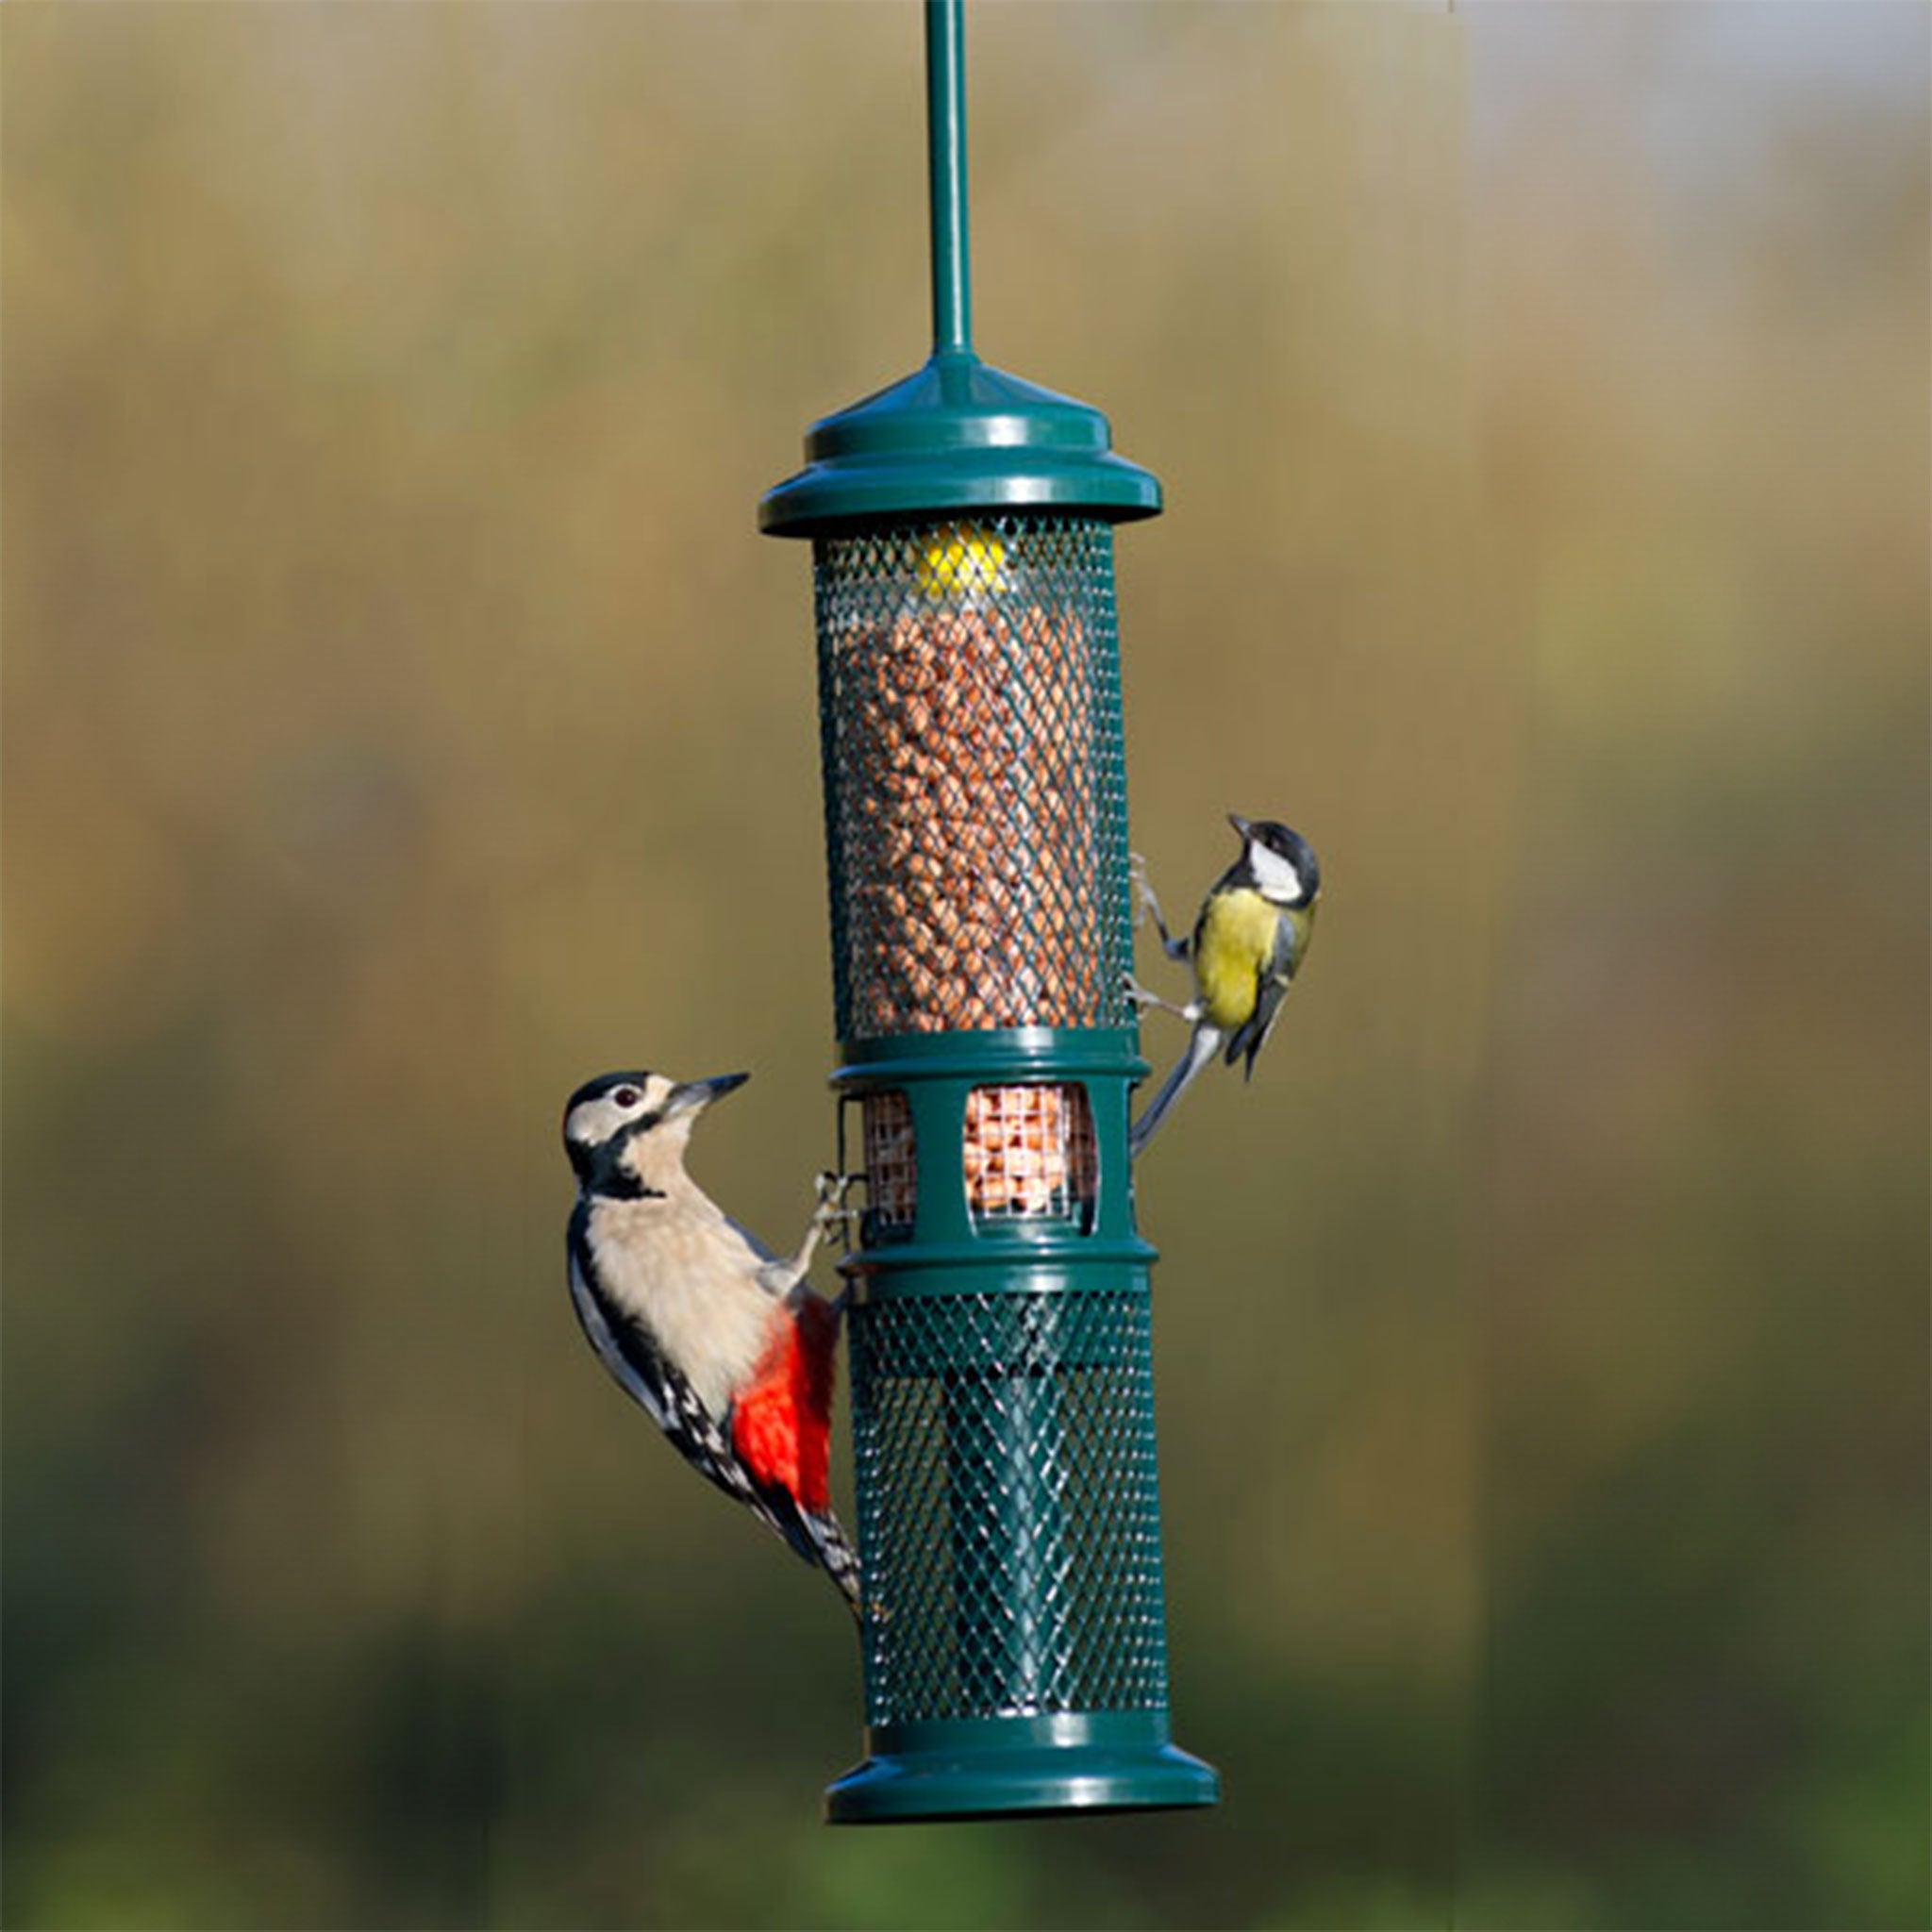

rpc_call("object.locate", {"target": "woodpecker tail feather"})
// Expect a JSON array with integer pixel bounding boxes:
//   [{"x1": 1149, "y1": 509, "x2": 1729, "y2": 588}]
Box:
[
  {"x1": 807, "y1": 1508, "x2": 863, "y2": 1616},
  {"x1": 743, "y1": 1482, "x2": 861, "y2": 1614},
  {"x1": 1129, "y1": 1024, "x2": 1223, "y2": 1159}
]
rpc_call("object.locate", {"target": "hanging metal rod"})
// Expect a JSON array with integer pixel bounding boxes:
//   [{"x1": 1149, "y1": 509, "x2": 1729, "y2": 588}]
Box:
[{"x1": 925, "y1": 0, "x2": 973, "y2": 358}]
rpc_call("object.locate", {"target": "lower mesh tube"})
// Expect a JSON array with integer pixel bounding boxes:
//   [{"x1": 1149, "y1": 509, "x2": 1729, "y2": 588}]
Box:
[
  {"x1": 850, "y1": 1289, "x2": 1169, "y2": 1724},
  {"x1": 947, "y1": 1355, "x2": 1067, "y2": 1715}
]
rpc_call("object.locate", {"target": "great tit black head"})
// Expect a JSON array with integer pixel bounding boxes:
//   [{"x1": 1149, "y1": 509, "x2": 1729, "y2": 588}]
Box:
[{"x1": 1228, "y1": 813, "x2": 1320, "y2": 907}]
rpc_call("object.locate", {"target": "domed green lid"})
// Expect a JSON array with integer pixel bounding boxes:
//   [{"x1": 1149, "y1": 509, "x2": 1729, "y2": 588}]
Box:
[
  {"x1": 760, "y1": 0, "x2": 1158, "y2": 538},
  {"x1": 760, "y1": 349, "x2": 1161, "y2": 535}
]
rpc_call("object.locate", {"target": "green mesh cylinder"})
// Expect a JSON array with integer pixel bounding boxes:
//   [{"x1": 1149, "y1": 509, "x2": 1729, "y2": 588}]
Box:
[
  {"x1": 813, "y1": 517, "x2": 1131, "y2": 1041},
  {"x1": 849, "y1": 1276, "x2": 1166, "y2": 1720},
  {"x1": 797, "y1": 512, "x2": 1218, "y2": 1822}
]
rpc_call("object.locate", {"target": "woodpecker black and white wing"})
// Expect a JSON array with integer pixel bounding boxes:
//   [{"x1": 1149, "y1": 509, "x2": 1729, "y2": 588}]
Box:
[{"x1": 568, "y1": 1231, "x2": 764, "y2": 1516}]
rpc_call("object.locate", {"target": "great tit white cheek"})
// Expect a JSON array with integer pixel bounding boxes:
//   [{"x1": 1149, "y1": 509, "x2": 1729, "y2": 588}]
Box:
[{"x1": 1248, "y1": 841, "x2": 1307, "y2": 903}]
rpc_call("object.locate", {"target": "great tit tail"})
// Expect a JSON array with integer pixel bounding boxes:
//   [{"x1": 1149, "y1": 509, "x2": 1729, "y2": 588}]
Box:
[{"x1": 1129, "y1": 1024, "x2": 1223, "y2": 1159}]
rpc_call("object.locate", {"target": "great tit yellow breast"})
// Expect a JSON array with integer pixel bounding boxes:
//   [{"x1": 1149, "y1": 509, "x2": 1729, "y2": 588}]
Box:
[{"x1": 1194, "y1": 888, "x2": 1284, "y2": 1031}]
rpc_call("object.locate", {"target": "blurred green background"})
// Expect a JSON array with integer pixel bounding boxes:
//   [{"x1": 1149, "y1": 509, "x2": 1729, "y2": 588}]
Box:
[{"x1": 5, "y1": 4, "x2": 1925, "y2": 1928}]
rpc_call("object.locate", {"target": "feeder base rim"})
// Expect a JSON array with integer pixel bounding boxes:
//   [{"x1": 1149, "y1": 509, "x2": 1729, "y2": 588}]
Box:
[{"x1": 823, "y1": 1712, "x2": 1219, "y2": 1824}]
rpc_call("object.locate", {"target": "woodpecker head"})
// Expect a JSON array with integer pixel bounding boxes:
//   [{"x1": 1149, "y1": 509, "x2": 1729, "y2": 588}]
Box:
[
  {"x1": 562, "y1": 1069, "x2": 749, "y2": 1198},
  {"x1": 1228, "y1": 813, "x2": 1321, "y2": 908}
]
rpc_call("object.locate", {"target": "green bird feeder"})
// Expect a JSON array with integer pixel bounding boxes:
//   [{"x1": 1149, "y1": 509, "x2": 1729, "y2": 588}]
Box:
[{"x1": 762, "y1": 0, "x2": 1219, "y2": 1825}]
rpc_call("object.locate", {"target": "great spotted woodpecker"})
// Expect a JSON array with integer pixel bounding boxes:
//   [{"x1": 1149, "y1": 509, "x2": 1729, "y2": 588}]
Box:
[{"x1": 562, "y1": 1069, "x2": 859, "y2": 1612}]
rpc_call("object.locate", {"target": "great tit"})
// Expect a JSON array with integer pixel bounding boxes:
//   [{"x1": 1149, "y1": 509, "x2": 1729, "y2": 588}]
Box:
[{"x1": 1126, "y1": 815, "x2": 1321, "y2": 1158}]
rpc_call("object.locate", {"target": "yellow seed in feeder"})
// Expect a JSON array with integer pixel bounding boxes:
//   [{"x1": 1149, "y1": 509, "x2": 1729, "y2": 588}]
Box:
[{"x1": 916, "y1": 525, "x2": 1008, "y2": 602}]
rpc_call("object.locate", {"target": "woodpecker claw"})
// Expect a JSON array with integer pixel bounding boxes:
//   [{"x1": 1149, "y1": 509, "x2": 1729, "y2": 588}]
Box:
[
  {"x1": 812, "y1": 1169, "x2": 861, "y2": 1243},
  {"x1": 815, "y1": 1168, "x2": 857, "y2": 1209}
]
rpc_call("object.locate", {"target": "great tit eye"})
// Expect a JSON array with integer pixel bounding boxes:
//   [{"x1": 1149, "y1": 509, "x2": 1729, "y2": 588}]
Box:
[{"x1": 613, "y1": 1086, "x2": 642, "y2": 1108}]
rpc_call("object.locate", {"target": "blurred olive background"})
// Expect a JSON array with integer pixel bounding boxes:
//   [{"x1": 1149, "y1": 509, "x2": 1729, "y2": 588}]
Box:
[{"x1": 5, "y1": 5, "x2": 1925, "y2": 1929}]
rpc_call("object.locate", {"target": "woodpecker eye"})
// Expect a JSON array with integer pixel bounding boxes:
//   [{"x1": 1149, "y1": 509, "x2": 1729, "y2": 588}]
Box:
[{"x1": 613, "y1": 1086, "x2": 642, "y2": 1108}]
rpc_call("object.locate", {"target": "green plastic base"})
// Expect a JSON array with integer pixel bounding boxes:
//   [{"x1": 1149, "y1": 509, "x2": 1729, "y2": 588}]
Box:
[{"x1": 824, "y1": 1712, "x2": 1220, "y2": 1824}]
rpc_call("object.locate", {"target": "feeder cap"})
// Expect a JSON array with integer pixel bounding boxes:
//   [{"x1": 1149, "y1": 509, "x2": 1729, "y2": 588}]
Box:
[{"x1": 759, "y1": 350, "x2": 1161, "y2": 536}]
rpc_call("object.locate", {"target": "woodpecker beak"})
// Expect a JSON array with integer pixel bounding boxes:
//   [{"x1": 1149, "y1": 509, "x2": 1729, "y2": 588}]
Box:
[
  {"x1": 666, "y1": 1072, "x2": 750, "y2": 1117},
  {"x1": 1227, "y1": 812, "x2": 1255, "y2": 841}
]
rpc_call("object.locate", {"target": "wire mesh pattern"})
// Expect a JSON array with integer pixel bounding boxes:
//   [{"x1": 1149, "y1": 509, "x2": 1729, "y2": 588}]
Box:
[
  {"x1": 862, "y1": 1091, "x2": 918, "y2": 1234},
  {"x1": 850, "y1": 1288, "x2": 1170, "y2": 1724},
  {"x1": 965, "y1": 1085, "x2": 1095, "y2": 1226},
  {"x1": 813, "y1": 517, "x2": 1132, "y2": 1041},
  {"x1": 862, "y1": 1084, "x2": 1097, "y2": 1236}
]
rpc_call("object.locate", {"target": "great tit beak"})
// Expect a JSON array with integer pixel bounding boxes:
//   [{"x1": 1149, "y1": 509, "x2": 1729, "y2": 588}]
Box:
[
  {"x1": 666, "y1": 1072, "x2": 750, "y2": 1116},
  {"x1": 1227, "y1": 812, "x2": 1255, "y2": 841}
]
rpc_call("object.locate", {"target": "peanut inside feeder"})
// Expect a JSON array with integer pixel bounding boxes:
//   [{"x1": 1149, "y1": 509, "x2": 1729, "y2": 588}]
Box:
[
  {"x1": 863, "y1": 1080, "x2": 1097, "y2": 1232},
  {"x1": 817, "y1": 517, "x2": 1126, "y2": 1045}
]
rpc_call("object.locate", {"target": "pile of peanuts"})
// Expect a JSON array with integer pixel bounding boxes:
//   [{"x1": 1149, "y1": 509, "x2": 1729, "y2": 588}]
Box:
[
  {"x1": 862, "y1": 1084, "x2": 1096, "y2": 1225},
  {"x1": 840, "y1": 602, "x2": 1098, "y2": 1037},
  {"x1": 962, "y1": 1084, "x2": 1094, "y2": 1220}
]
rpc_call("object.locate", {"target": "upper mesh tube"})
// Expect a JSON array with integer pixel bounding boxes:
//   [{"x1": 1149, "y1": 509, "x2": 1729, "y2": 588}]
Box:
[{"x1": 813, "y1": 517, "x2": 1132, "y2": 1040}]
